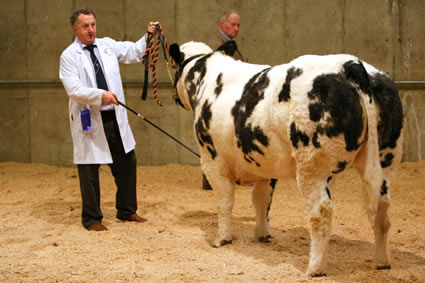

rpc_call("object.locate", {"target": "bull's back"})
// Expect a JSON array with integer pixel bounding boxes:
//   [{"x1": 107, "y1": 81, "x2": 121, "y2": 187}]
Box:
[{"x1": 197, "y1": 53, "x2": 401, "y2": 182}]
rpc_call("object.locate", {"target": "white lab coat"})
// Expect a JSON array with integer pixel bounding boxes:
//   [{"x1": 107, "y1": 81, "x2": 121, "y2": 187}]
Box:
[{"x1": 59, "y1": 36, "x2": 147, "y2": 164}]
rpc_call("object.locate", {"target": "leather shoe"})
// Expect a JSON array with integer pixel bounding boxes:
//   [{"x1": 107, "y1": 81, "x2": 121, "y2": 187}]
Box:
[
  {"x1": 119, "y1": 213, "x2": 147, "y2": 223},
  {"x1": 87, "y1": 222, "x2": 108, "y2": 231}
]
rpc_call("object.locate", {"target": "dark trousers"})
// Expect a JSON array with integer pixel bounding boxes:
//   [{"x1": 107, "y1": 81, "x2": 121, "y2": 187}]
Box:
[{"x1": 77, "y1": 110, "x2": 137, "y2": 229}]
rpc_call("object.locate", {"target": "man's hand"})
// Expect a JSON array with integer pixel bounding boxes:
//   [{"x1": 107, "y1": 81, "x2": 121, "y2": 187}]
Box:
[
  {"x1": 147, "y1": 21, "x2": 160, "y2": 36},
  {"x1": 102, "y1": 91, "x2": 118, "y2": 105}
]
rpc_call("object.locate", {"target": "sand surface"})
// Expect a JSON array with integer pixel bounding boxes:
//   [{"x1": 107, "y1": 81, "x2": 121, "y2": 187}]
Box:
[{"x1": 0, "y1": 161, "x2": 424, "y2": 282}]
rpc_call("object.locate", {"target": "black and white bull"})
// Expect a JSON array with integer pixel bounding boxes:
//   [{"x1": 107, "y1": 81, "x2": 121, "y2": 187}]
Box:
[{"x1": 169, "y1": 41, "x2": 403, "y2": 276}]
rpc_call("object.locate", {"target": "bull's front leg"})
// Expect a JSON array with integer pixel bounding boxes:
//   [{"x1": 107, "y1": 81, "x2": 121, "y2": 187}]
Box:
[{"x1": 210, "y1": 173, "x2": 235, "y2": 248}]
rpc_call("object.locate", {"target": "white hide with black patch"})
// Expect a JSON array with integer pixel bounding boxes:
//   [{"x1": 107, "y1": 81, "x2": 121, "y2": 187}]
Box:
[{"x1": 169, "y1": 41, "x2": 403, "y2": 277}]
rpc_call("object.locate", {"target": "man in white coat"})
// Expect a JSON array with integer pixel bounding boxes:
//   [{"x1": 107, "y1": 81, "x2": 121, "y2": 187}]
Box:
[{"x1": 59, "y1": 7, "x2": 158, "y2": 231}]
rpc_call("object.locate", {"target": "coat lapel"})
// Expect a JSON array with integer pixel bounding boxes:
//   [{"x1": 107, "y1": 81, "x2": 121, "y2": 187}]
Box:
[
  {"x1": 97, "y1": 43, "x2": 114, "y2": 78},
  {"x1": 73, "y1": 39, "x2": 96, "y2": 87}
]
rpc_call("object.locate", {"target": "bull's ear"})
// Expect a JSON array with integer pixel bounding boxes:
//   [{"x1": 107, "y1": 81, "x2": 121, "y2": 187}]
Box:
[
  {"x1": 216, "y1": 40, "x2": 237, "y2": 56},
  {"x1": 169, "y1": 43, "x2": 182, "y2": 65}
]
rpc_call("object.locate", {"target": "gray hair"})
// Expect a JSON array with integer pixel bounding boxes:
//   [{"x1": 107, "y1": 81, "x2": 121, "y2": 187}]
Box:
[
  {"x1": 219, "y1": 9, "x2": 240, "y2": 22},
  {"x1": 70, "y1": 7, "x2": 96, "y2": 26}
]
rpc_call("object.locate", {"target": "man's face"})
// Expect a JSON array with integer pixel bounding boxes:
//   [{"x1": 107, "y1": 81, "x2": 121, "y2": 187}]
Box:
[
  {"x1": 220, "y1": 13, "x2": 240, "y2": 39},
  {"x1": 73, "y1": 13, "x2": 96, "y2": 45}
]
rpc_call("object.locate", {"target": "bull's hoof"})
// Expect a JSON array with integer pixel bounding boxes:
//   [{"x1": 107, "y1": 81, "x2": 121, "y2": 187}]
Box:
[
  {"x1": 308, "y1": 272, "x2": 327, "y2": 277},
  {"x1": 212, "y1": 239, "x2": 232, "y2": 248},
  {"x1": 376, "y1": 264, "x2": 391, "y2": 270},
  {"x1": 307, "y1": 267, "x2": 327, "y2": 277},
  {"x1": 258, "y1": 235, "x2": 272, "y2": 243}
]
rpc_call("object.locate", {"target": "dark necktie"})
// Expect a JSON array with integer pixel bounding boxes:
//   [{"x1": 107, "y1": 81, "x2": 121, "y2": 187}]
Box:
[{"x1": 84, "y1": 44, "x2": 109, "y2": 91}]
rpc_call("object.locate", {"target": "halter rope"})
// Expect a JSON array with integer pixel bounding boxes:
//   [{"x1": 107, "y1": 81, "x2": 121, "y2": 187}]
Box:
[{"x1": 141, "y1": 24, "x2": 175, "y2": 106}]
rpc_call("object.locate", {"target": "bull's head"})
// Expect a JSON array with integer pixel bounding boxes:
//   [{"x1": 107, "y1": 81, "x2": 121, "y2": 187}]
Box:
[
  {"x1": 169, "y1": 42, "x2": 213, "y2": 111},
  {"x1": 169, "y1": 41, "x2": 237, "y2": 111}
]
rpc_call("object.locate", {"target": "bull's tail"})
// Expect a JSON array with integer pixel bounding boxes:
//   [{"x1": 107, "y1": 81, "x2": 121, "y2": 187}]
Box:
[
  {"x1": 343, "y1": 59, "x2": 382, "y2": 219},
  {"x1": 343, "y1": 59, "x2": 373, "y2": 102},
  {"x1": 349, "y1": 61, "x2": 393, "y2": 269},
  {"x1": 358, "y1": 94, "x2": 383, "y2": 219}
]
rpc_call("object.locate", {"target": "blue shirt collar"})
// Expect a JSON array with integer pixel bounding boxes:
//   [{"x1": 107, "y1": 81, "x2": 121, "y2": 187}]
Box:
[{"x1": 219, "y1": 29, "x2": 232, "y2": 41}]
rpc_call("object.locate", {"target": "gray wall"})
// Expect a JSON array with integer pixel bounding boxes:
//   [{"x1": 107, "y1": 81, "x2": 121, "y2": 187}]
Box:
[{"x1": 1, "y1": 0, "x2": 424, "y2": 166}]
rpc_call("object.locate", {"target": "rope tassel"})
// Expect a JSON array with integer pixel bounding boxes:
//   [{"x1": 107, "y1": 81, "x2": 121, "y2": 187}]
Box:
[{"x1": 141, "y1": 24, "x2": 175, "y2": 106}]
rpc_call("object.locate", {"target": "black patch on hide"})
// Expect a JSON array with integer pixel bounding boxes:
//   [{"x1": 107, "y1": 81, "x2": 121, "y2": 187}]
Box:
[
  {"x1": 267, "y1": 179, "x2": 278, "y2": 221},
  {"x1": 332, "y1": 161, "x2": 347, "y2": 174},
  {"x1": 194, "y1": 101, "x2": 217, "y2": 159},
  {"x1": 380, "y1": 180, "x2": 388, "y2": 196},
  {"x1": 290, "y1": 122, "x2": 309, "y2": 148},
  {"x1": 312, "y1": 126, "x2": 324, "y2": 148},
  {"x1": 185, "y1": 54, "x2": 212, "y2": 109},
  {"x1": 270, "y1": 178, "x2": 278, "y2": 189},
  {"x1": 214, "y1": 73, "x2": 223, "y2": 97},
  {"x1": 279, "y1": 67, "x2": 303, "y2": 102},
  {"x1": 326, "y1": 187, "x2": 331, "y2": 200},
  {"x1": 380, "y1": 152, "x2": 394, "y2": 168},
  {"x1": 232, "y1": 68, "x2": 271, "y2": 166},
  {"x1": 343, "y1": 60, "x2": 372, "y2": 99},
  {"x1": 169, "y1": 43, "x2": 182, "y2": 65},
  {"x1": 369, "y1": 73, "x2": 403, "y2": 151},
  {"x1": 216, "y1": 40, "x2": 237, "y2": 57},
  {"x1": 308, "y1": 73, "x2": 365, "y2": 152}
]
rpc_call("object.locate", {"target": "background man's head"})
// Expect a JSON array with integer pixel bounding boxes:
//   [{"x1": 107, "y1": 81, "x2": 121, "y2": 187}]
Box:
[
  {"x1": 219, "y1": 10, "x2": 241, "y2": 39},
  {"x1": 70, "y1": 7, "x2": 97, "y2": 45}
]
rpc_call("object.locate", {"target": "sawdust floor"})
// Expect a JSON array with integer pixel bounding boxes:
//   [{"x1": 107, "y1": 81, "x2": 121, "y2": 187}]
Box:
[{"x1": 0, "y1": 161, "x2": 424, "y2": 282}]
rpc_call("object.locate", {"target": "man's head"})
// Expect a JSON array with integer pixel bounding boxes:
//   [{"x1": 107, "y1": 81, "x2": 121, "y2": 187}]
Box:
[
  {"x1": 219, "y1": 10, "x2": 240, "y2": 39},
  {"x1": 70, "y1": 7, "x2": 96, "y2": 45}
]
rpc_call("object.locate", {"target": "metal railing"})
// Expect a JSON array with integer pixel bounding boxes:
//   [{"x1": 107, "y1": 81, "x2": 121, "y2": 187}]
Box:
[
  {"x1": 1, "y1": 79, "x2": 425, "y2": 88},
  {"x1": 0, "y1": 79, "x2": 170, "y2": 85}
]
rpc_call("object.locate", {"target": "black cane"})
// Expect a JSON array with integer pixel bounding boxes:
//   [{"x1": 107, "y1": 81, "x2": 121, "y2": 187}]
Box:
[{"x1": 117, "y1": 101, "x2": 200, "y2": 158}]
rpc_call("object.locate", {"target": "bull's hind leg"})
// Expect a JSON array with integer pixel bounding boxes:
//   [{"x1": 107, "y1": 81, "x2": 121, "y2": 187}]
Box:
[
  {"x1": 363, "y1": 175, "x2": 392, "y2": 269},
  {"x1": 371, "y1": 142, "x2": 403, "y2": 270},
  {"x1": 298, "y1": 176, "x2": 334, "y2": 277},
  {"x1": 358, "y1": 174, "x2": 392, "y2": 270},
  {"x1": 372, "y1": 139, "x2": 403, "y2": 270},
  {"x1": 354, "y1": 152, "x2": 392, "y2": 270},
  {"x1": 374, "y1": 179, "x2": 392, "y2": 270},
  {"x1": 251, "y1": 179, "x2": 277, "y2": 243}
]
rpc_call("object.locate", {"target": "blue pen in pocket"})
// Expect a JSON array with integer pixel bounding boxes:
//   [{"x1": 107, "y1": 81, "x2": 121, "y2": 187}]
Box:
[{"x1": 80, "y1": 109, "x2": 93, "y2": 133}]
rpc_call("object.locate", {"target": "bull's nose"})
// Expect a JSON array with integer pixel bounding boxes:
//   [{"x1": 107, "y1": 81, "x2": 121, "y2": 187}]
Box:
[{"x1": 173, "y1": 94, "x2": 184, "y2": 108}]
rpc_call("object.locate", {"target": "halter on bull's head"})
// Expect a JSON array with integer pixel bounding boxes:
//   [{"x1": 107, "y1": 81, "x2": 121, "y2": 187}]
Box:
[{"x1": 169, "y1": 41, "x2": 238, "y2": 109}]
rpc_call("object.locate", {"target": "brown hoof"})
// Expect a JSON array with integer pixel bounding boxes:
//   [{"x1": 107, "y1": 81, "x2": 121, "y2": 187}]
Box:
[
  {"x1": 376, "y1": 264, "x2": 391, "y2": 270},
  {"x1": 310, "y1": 272, "x2": 327, "y2": 277},
  {"x1": 213, "y1": 239, "x2": 232, "y2": 248},
  {"x1": 259, "y1": 235, "x2": 272, "y2": 243}
]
